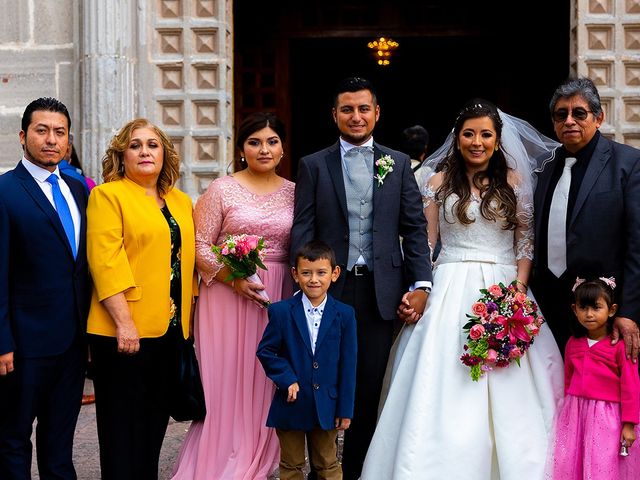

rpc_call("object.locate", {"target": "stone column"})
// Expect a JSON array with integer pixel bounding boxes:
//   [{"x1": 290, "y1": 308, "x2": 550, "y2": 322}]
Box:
[{"x1": 79, "y1": 0, "x2": 137, "y2": 181}]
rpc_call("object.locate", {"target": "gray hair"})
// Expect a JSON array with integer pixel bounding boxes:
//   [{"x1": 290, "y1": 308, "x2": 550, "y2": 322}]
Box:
[{"x1": 549, "y1": 77, "x2": 602, "y2": 116}]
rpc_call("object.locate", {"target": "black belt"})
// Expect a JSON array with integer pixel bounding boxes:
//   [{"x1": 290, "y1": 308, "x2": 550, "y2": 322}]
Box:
[{"x1": 350, "y1": 264, "x2": 371, "y2": 277}]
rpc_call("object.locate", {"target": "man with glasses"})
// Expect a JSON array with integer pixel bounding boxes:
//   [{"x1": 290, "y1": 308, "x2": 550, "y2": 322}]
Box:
[{"x1": 531, "y1": 76, "x2": 640, "y2": 361}]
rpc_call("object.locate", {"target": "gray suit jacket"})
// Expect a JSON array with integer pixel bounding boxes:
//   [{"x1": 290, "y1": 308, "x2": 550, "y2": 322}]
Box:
[{"x1": 290, "y1": 141, "x2": 432, "y2": 320}]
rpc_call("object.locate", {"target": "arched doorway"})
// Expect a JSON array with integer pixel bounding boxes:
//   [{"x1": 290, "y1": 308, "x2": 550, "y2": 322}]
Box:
[{"x1": 234, "y1": 1, "x2": 571, "y2": 179}]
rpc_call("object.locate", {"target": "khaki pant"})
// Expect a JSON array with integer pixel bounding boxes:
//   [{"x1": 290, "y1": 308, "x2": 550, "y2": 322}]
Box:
[{"x1": 276, "y1": 428, "x2": 341, "y2": 480}]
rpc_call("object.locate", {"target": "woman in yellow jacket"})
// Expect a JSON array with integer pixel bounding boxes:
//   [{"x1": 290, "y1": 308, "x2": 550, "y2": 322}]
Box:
[{"x1": 86, "y1": 118, "x2": 197, "y2": 480}]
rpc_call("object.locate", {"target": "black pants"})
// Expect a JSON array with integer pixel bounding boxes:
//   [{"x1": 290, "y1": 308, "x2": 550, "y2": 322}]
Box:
[
  {"x1": 337, "y1": 268, "x2": 394, "y2": 480},
  {"x1": 0, "y1": 340, "x2": 85, "y2": 480},
  {"x1": 89, "y1": 326, "x2": 181, "y2": 480},
  {"x1": 530, "y1": 267, "x2": 575, "y2": 354}
]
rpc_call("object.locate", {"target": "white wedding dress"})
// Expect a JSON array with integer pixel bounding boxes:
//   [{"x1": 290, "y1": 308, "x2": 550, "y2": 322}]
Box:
[{"x1": 360, "y1": 186, "x2": 564, "y2": 480}]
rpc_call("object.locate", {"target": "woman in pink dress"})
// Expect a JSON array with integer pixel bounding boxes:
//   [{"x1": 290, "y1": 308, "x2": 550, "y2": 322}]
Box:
[{"x1": 172, "y1": 112, "x2": 294, "y2": 480}]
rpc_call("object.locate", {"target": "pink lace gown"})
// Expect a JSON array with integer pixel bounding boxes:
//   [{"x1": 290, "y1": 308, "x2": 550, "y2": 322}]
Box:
[{"x1": 172, "y1": 175, "x2": 294, "y2": 480}]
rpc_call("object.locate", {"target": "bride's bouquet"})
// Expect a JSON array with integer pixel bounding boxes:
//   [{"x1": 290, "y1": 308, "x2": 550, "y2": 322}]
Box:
[
  {"x1": 460, "y1": 281, "x2": 544, "y2": 381},
  {"x1": 212, "y1": 233, "x2": 270, "y2": 306}
]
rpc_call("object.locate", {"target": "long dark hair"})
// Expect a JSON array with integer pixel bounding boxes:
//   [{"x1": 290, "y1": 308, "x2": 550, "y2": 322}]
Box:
[{"x1": 437, "y1": 99, "x2": 518, "y2": 229}]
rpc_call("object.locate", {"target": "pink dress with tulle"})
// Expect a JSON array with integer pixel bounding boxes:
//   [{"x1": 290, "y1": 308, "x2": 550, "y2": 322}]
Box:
[
  {"x1": 546, "y1": 336, "x2": 640, "y2": 479},
  {"x1": 172, "y1": 175, "x2": 294, "y2": 480}
]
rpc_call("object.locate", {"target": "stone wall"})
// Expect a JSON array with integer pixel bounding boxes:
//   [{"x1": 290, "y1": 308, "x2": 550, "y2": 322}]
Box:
[
  {"x1": 0, "y1": 0, "x2": 76, "y2": 173},
  {"x1": 0, "y1": 0, "x2": 228, "y2": 199},
  {"x1": 573, "y1": 0, "x2": 640, "y2": 145}
]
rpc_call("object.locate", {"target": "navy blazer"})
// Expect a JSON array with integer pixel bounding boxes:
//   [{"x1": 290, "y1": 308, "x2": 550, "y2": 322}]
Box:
[
  {"x1": 257, "y1": 292, "x2": 357, "y2": 431},
  {"x1": 290, "y1": 141, "x2": 432, "y2": 320},
  {"x1": 0, "y1": 161, "x2": 91, "y2": 357},
  {"x1": 534, "y1": 135, "x2": 640, "y2": 323}
]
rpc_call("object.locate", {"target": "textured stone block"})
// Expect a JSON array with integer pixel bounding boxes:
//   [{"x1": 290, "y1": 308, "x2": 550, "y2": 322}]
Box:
[
  {"x1": 0, "y1": 0, "x2": 31, "y2": 43},
  {"x1": 0, "y1": 49, "x2": 74, "y2": 108},
  {"x1": 33, "y1": 0, "x2": 74, "y2": 44},
  {"x1": 0, "y1": 110, "x2": 23, "y2": 169}
]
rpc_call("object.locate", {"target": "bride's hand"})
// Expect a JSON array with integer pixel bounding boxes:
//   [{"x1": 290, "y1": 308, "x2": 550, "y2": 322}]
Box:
[{"x1": 397, "y1": 290, "x2": 428, "y2": 324}]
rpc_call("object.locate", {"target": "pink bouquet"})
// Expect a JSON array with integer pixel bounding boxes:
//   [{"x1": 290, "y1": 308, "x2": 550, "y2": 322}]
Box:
[
  {"x1": 460, "y1": 281, "x2": 544, "y2": 381},
  {"x1": 212, "y1": 234, "x2": 270, "y2": 305}
]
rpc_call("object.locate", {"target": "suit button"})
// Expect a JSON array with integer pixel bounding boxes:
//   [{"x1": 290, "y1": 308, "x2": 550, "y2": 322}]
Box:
[
  {"x1": 313, "y1": 362, "x2": 319, "y2": 369},
  {"x1": 313, "y1": 383, "x2": 320, "y2": 390}
]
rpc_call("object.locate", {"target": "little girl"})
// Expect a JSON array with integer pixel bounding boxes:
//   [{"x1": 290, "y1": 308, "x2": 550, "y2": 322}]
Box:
[{"x1": 547, "y1": 277, "x2": 640, "y2": 478}]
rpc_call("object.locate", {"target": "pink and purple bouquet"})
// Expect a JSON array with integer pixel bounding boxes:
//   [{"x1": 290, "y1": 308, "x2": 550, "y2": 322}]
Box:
[
  {"x1": 460, "y1": 281, "x2": 544, "y2": 381},
  {"x1": 212, "y1": 234, "x2": 270, "y2": 305}
]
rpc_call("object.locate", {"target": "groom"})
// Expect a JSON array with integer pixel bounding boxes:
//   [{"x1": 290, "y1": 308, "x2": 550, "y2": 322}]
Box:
[
  {"x1": 531, "y1": 76, "x2": 640, "y2": 359},
  {"x1": 290, "y1": 76, "x2": 432, "y2": 479}
]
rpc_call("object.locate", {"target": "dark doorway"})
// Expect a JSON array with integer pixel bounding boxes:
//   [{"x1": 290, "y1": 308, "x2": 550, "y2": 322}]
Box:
[{"x1": 234, "y1": 1, "x2": 571, "y2": 180}]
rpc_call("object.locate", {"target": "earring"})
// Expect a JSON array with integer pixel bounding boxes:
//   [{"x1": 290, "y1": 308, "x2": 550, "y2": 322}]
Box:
[
  {"x1": 240, "y1": 157, "x2": 246, "y2": 163},
  {"x1": 280, "y1": 154, "x2": 284, "y2": 160}
]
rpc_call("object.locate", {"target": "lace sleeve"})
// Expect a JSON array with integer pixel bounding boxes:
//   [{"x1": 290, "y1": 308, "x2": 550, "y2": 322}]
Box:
[
  {"x1": 513, "y1": 181, "x2": 534, "y2": 261},
  {"x1": 193, "y1": 180, "x2": 226, "y2": 286},
  {"x1": 422, "y1": 174, "x2": 441, "y2": 264}
]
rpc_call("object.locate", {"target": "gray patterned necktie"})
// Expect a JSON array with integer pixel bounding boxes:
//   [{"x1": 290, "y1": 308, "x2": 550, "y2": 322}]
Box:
[{"x1": 343, "y1": 146, "x2": 373, "y2": 194}]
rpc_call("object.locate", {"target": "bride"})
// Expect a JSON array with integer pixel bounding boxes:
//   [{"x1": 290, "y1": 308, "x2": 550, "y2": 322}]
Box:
[{"x1": 360, "y1": 100, "x2": 564, "y2": 479}]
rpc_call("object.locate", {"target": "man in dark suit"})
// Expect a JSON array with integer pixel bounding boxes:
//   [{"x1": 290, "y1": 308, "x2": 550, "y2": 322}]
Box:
[
  {"x1": 531, "y1": 77, "x2": 640, "y2": 360},
  {"x1": 290, "y1": 77, "x2": 432, "y2": 479},
  {"x1": 0, "y1": 97, "x2": 91, "y2": 479}
]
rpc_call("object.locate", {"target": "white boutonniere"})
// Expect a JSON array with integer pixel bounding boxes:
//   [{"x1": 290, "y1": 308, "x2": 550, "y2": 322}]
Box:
[{"x1": 374, "y1": 154, "x2": 394, "y2": 186}]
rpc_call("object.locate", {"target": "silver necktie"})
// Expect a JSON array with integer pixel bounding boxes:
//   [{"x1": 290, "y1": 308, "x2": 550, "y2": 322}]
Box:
[{"x1": 547, "y1": 156, "x2": 577, "y2": 277}]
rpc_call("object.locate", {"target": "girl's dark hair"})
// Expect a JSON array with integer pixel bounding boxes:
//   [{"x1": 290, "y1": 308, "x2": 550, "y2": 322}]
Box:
[
  {"x1": 437, "y1": 98, "x2": 518, "y2": 230},
  {"x1": 571, "y1": 278, "x2": 616, "y2": 337}
]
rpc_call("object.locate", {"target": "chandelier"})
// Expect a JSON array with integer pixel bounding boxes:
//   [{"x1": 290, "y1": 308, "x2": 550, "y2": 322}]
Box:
[{"x1": 367, "y1": 37, "x2": 399, "y2": 66}]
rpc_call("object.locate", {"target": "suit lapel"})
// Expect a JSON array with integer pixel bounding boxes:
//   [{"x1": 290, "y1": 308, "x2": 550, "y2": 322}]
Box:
[
  {"x1": 533, "y1": 149, "x2": 559, "y2": 242},
  {"x1": 326, "y1": 144, "x2": 348, "y2": 222},
  {"x1": 569, "y1": 137, "x2": 610, "y2": 227},
  {"x1": 62, "y1": 172, "x2": 87, "y2": 263},
  {"x1": 15, "y1": 162, "x2": 74, "y2": 258},
  {"x1": 314, "y1": 296, "x2": 338, "y2": 353},
  {"x1": 372, "y1": 144, "x2": 385, "y2": 211},
  {"x1": 291, "y1": 294, "x2": 314, "y2": 356}
]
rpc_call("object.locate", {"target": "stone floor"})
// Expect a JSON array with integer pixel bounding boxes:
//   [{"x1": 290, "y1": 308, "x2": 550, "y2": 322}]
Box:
[
  {"x1": 29, "y1": 380, "x2": 341, "y2": 479},
  {"x1": 30, "y1": 380, "x2": 190, "y2": 480}
]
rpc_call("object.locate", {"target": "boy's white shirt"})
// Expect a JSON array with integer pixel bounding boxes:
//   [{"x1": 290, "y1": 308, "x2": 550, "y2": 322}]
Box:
[{"x1": 301, "y1": 292, "x2": 328, "y2": 354}]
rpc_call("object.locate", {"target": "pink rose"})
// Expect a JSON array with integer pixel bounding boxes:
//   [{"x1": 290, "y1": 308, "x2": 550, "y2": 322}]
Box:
[
  {"x1": 486, "y1": 349, "x2": 498, "y2": 363},
  {"x1": 469, "y1": 324, "x2": 485, "y2": 340},
  {"x1": 509, "y1": 347, "x2": 522, "y2": 359},
  {"x1": 488, "y1": 285, "x2": 503, "y2": 298},
  {"x1": 221, "y1": 246, "x2": 229, "y2": 256},
  {"x1": 528, "y1": 324, "x2": 539, "y2": 335},
  {"x1": 514, "y1": 292, "x2": 527, "y2": 304},
  {"x1": 471, "y1": 302, "x2": 488, "y2": 317},
  {"x1": 246, "y1": 236, "x2": 258, "y2": 250}
]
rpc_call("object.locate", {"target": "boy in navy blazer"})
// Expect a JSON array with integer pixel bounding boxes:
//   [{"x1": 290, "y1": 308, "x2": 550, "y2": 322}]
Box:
[{"x1": 258, "y1": 241, "x2": 357, "y2": 480}]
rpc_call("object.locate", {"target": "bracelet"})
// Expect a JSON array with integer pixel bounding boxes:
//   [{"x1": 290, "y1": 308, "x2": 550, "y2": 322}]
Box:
[{"x1": 515, "y1": 280, "x2": 528, "y2": 291}]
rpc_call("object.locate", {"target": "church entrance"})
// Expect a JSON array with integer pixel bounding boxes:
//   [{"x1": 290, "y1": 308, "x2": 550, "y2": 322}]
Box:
[{"x1": 234, "y1": 1, "x2": 570, "y2": 179}]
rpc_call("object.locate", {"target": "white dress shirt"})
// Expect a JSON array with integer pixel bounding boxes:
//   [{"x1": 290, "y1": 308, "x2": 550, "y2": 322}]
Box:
[
  {"x1": 301, "y1": 292, "x2": 328, "y2": 354},
  {"x1": 22, "y1": 157, "x2": 81, "y2": 251}
]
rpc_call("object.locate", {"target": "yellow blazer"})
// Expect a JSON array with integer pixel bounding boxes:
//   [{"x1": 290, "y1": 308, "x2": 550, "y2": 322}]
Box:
[{"x1": 87, "y1": 177, "x2": 197, "y2": 339}]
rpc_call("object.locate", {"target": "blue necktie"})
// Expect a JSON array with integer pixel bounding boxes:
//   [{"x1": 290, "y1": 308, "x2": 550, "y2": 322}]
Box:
[{"x1": 47, "y1": 174, "x2": 77, "y2": 258}]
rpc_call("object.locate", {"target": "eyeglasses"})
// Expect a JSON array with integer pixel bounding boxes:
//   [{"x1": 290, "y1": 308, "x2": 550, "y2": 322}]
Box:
[{"x1": 552, "y1": 107, "x2": 594, "y2": 123}]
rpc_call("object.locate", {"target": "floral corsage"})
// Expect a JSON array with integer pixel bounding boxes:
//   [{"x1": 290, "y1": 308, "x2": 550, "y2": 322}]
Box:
[{"x1": 374, "y1": 154, "x2": 394, "y2": 186}]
